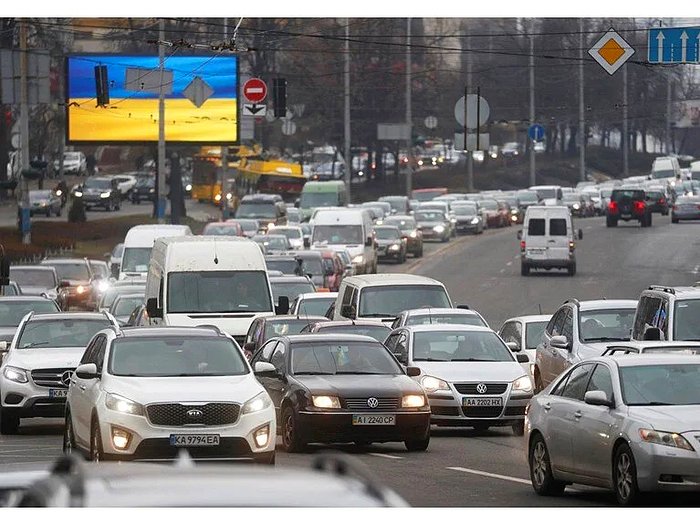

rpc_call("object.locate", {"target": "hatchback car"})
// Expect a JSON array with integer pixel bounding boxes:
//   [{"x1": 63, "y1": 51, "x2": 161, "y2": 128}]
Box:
[
  {"x1": 64, "y1": 326, "x2": 276, "y2": 463},
  {"x1": 373, "y1": 225, "x2": 407, "y2": 264},
  {"x1": 413, "y1": 210, "x2": 451, "y2": 242},
  {"x1": 28, "y1": 190, "x2": 62, "y2": 217},
  {"x1": 40, "y1": 259, "x2": 95, "y2": 311}
]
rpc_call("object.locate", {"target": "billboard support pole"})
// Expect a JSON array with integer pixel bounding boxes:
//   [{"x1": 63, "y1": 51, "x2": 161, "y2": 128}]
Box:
[
  {"x1": 221, "y1": 17, "x2": 230, "y2": 220},
  {"x1": 157, "y1": 18, "x2": 167, "y2": 222}
]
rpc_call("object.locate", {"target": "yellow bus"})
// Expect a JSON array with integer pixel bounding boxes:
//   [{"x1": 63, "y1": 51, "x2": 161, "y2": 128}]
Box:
[
  {"x1": 191, "y1": 145, "x2": 261, "y2": 206},
  {"x1": 234, "y1": 157, "x2": 306, "y2": 201}
]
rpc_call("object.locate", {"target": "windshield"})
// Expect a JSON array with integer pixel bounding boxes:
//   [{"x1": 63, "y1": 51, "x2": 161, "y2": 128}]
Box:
[
  {"x1": 30, "y1": 191, "x2": 51, "y2": 200},
  {"x1": 295, "y1": 297, "x2": 335, "y2": 316},
  {"x1": 298, "y1": 257, "x2": 323, "y2": 275},
  {"x1": 374, "y1": 228, "x2": 401, "y2": 240},
  {"x1": 316, "y1": 325, "x2": 390, "y2": 342},
  {"x1": 113, "y1": 297, "x2": 144, "y2": 317},
  {"x1": 235, "y1": 202, "x2": 277, "y2": 219},
  {"x1": 291, "y1": 341, "x2": 402, "y2": 375},
  {"x1": 380, "y1": 197, "x2": 407, "y2": 212},
  {"x1": 312, "y1": 225, "x2": 363, "y2": 245},
  {"x1": 516, "y1": 191, "x2": 538, "y2": 203},
  {"x1": 270, "y1": 228, "x2": 301, "y2": 240},
  {"x1": 44, "y1": 262, "x2": 89, "y2": 281},
  {"x1": 65, "y1": 152, "x2": 81, "y2": 161},
  {"x1": 578, "y1": 308, "x2": 636, "y2": 343},
  {"x1": 412, "y1": 190, "x2": 445, "y2": 201},
  {"x1": 264, "y1": 319, "x2": 314, "y2": 339},
  {"x1": 254, "y1": 235, "x2": 289, "y2": 251},
  {"x1": 121, "y1": 247, "x2": 152, "y2": 273},
  {"x1": 203, "y1": 224, "x2": 239, "y2": 236},
  {"x1": 84, "y1": 179, "x2": 112, "y2": 190},
  {"x1": 480, "y1": 200, "x2": 498, "y2": 210},
  {"x1": 109, "y1": 337, "x2": 248, "y2": 377},
  {"x1": 563, "y1": 194, "x2": 581, "y2": 202},
  {"x1": 412, "y1": 331, "x2": 514, "y2": 362},
  {"x1": 452, "y1": 205, "x2": 477, "y2": 215},
  {"x1": 674, "y1": 300, "x2": 700, "y2": 341},
  {"x1": 535, "y1": 188, "x2": 556, "y2": 199},
  {"x1": 271, "y1": 281, "x2": 316, "y2": 303},
  {"x1": 300, "y1": 192, "x2": 340, "y2": 208},
  {"x1": 384, "y1": 217, "x2": 416, "y2": 231},
  {"x1": 406, "y1": 313, "x2": 486, "y2": 327},
  {"x1": 135, "y1": 177, "x2": 154, "y2": 188},
  {"x1": 621, "y1": 364, "x2": 700, "y2": 405},
  {"x1": 415, "y1": 211, "x2": 444, "y2": 222},
  {"x1": 17, "y1": 319, "x2": 112, "y2": 349},
  {"x1": 359, "y1": 285, "x2": 451, "y2": 317},
  {"x1": 168, "y1": 271, "x2": 273, "y2": 314},
  {"x1": 0, "y1": 301, "x2": 59, "y2": 326},
  {"x1": 232, "y1": 219, "x2": 258, "y2": 231},
  {"x1": 100, "y1": 287, "x2": 145, "y2": 310},
  {"x1": 676, "y1": 196, "x2": 700, "y2": 205},
  {"x1": 525, "y1": 321, "x2": 549, "y2": 349},
  {"x1": 266, "y1": 259, "x2": 301, "y2": 275},
  {"x1": 89, "y1": 263, "x2": 109, "y2": 279},
  {"x1": 9, "y1": 269, "x2": 56, "y2": 289},
  {"x1": 651, "y1": 169, "x2": 675, "y2": 179}
]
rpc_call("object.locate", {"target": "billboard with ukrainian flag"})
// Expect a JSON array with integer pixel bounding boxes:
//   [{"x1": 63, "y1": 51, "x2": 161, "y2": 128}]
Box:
[{"x1": 66, "y1": 54, "x2": 238, "y2": 144}]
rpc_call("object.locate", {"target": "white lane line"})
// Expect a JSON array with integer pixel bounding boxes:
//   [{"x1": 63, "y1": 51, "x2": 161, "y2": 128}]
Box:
[
  {"x1": 369, "y1": 453, "x2": 403, "y2": 460},
  {"x1": 446, "y1": 466, "x2": 531, "y2": 485},
  {"x1": 499, "y1": 269, "x2": 506, "y2": 273},
  {"x1": 0, "y1": 447, "x2": 59, "y2": 455},
  {"x1": 514, "y1": 255, "x2": 519, "y2": 260}
]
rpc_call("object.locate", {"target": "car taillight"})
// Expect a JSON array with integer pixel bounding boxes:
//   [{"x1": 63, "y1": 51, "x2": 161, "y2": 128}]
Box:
[
  {"x1": 673, "y1": 205, "x2": 678, "y2": 210},
  {"x1": 608, "y1": 201, "x2": 618, "y2": 213},
  {"x1": 659, "y1": 198, "x2": 666, "y2": 204},
  {"x1": 569, "y1": 241, "x2": 575, "y2": 251},
  {"x1": 634, "y1": 201, "x2": 646, "y2": 213}
]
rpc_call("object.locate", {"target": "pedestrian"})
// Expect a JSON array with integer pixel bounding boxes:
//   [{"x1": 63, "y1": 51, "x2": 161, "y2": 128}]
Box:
[{"x1": 86, "y1": 153, "x2": 96, "y2": 177}]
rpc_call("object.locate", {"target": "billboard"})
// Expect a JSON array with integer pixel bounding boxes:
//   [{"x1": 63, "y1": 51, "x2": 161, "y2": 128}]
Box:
[{"x1": 66, "y1": 54, "x2": 238, "y2": 144}]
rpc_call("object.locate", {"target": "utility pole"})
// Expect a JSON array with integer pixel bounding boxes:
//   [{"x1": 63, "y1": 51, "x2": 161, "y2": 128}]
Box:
[
  {"x1": 466, "y1": 23, "x2": 474, "y2": 192},
  {"x1": 529, "y1": 21, "x2": 536, "y2": 187},
  {"x1": 578, "y1": 18, "x2": 585, "y2": 183},
  {"x1": 157, "y1": 18, "x2": 166, "y2": 222},
  {"x1": 221, "y1": 17, "x2": 230, "y2": 219},
  {"x1": 666, "y1": 72, "x2": 673, "y2": 154},
  {"x1": 623, "y1": 63, "x2": 629, "y2": 177},
  {"x1": 344, "y1": 19, "x2": 352, "y2": 204},
  {"x1": 19, "y1": 19, "x2": 30, "y2": 244},
  {"x1": 405, "y1": 17, "x2": 412, "y2": 197}
]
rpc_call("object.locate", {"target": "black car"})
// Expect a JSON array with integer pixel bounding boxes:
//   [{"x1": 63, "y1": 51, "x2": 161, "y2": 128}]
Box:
[
  {"x1": 373, "y1": 226, "x2": 407, "y2": 263},
  {"x1": 76, "y1": 178, "x2": 121, "y2": 212},
  {"x1": 269, "y1": 276, "x2": 316, "y2": 308},
  {"x1": 251, "y1": 334, "x2": 431, "y2": 452},
  {"x1": 130, "y1": 176, "x2": 156, "y2": 204},
  {"x1": 265, "y1": 255, "x2": 303, "y2": 276},
  {"x1": 644, "y1": 190, "x2": 670, "y2": 215},
  {"x1": 606, "y1": 188, "x2": 652, "y2": 227}
]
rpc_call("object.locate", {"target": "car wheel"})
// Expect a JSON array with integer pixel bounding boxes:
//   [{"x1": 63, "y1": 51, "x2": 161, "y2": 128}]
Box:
[
  {"x1": 521, "y1": 263, "x2": 530, "y2": 276},
  {"x1": 613, "y1": 444, "x2": 640, "y2": 505},
  {"x1": 568, "y1": 263, "x2": 576, "y2": 277},
  {"x1": 512, "y1": 421, "x2": 525, "y2": 436},
  {"x1": 404, "y1": 431, "x2": 430, "y2": 452},
  {"x1": 0, "y1": 408, "x2": 20, "y2": 435},
  {"x1": 63, "y1": 410, "x2": 76, "y2": 454},
  {"x1": 281, "y1": 406, "x2": 306, "y2": 453},
  {"x1": 417, "y1": 246, "x2": 424, "y2": 257},
  {"x1": 90, "y1": 419, "x2": 103, "y2": 462},
  {"x1": 647, "y1": 214, "x2": 652, "y2": 227},
  {"x1": 529, "y1": 434, "x2": 566, "y2": 496}
]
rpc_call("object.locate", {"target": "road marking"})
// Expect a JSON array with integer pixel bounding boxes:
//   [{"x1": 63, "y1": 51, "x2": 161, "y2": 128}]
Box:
[
  {"x1": 369, "y1": 452, "x2": 403, "y2": 460},
  {"x1": 0, "y1": 447, "x2": 58, "y2": 455},
  {"x1": 514, "y1": 255, "x2": 519, "y2": 260},
  {"x1": 446, "y1": 466, "x2": 531, "y2": 485},
  {"x1": 500, "y1": 269, "x2": 506, "y2": 273}
]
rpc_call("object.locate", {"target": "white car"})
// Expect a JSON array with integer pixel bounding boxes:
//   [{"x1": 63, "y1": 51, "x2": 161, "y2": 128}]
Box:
[
  {"x1": 268, "y1": 225, "x2": 305, "y2": 250},
  {"x1": 108, "y1": 174, "x2": 138, "y2": 199},
  {"x1": 498, "y1": 314, "x2": 552, "y2": 375},
  {"x1": 63, "y1": 326, "x2": 276, "y2": 463},
  {"x1": 0, "y1": 312, "x2": 118, "y2": 435},
  {"x1": 55, "y1": 151, "x2": 86, "y2": 175}
]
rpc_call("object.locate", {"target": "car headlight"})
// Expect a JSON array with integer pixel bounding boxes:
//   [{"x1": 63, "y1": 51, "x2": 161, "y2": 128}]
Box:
[
  {"x1": 3, "y1": 366, "x2": 28, "y2": 384},
  {"x1": 149, "y1": 188, "x2": 155, "y2": 193},
  {"x1": 312, "y1": 395, "x2": 341, "y2": 409},
  {"x1": 470, "y1": 217, "x2": 479, "y2": 225},
  {"x1": 214, "y1": 194, "x2": 222, "y2": 202},
  {"x1": 512, "y1": 375, "x2": 533, "y2": 394},
  {"x1": 76, "y1": 285, "x2": 86, "y2": 294},
  {"x1": 450, "y1": 217, "x2": 457, "y2": 224},
  {"x1": 420, "y1": 375, "x2": 450, "y2": 393},
  {"x1": 639, "y1": 428, "x2": 694, "y2": 451},
  {"x1": 74, "y1": 191, "x2": 83, "y2": 197},
  {"x1": 433, "y1": 225, "x2": 445, "y2": 233},
  {"x1": 242, "y1": 391, "x2": 272, "y2": 415},
  {"x1": 56, "y1": 190, "x2": 63, "y2": 196},
  {"x1": 409, "y1": 230, "x2": 418, "y2": 238},
  {"x1": 389, "y1": 244, "x2": 400, "y2": 251},
  {"x1": 573, "y1": 203, "x2": 580, "y2": 209},
  {"x1": 97, "y1": 281, "x2": 110, "y2": 293},
  {"x1": 185, "y1": 184, "x2": 192, "y2": 191},
  {"x1": 226, "y1": 193, "x2": 233, "y2": 200},
  {"x1": 100, "y1": 192, "x2": 111, "y2": 199},
  {"x1": 105, "y1": 393, "x2": 144, "y2": 416},
  {"x1": 402, "y1": 394, "x2": 426, "y2": 408},
  {"x1": 352, "y1": 255, "x2": 364, "y2": 264}
]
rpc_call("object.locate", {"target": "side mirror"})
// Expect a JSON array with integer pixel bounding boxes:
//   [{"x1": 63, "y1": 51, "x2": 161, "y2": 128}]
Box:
[
  {"x1": 643, "y1": 327, "x2": 662, "y2": 341},
  {"x1": 456, "y1": 304, "x2": 470, "y2": 310},
  {"x1": 254, "y1": 361, "x2": 278, "y2": 377},
  {"x1": 75, "y1": 363, "x2": 99, "y2": 380},
  {"x1": 341, "y1": 305, "x2": 356, "y2": 319},
  {"x1": 405, "y1": 366, "x2": 421, "y2": 377},
  {"x1": 578, "y1": 229, "x2": 583, "y2": 240},
  {"x1": 303, "y1": 238, "x2": 311, "y2": 249},
  {"x1": 243, "y1": 341, "x2": 256, "y2": 353},
  {"x1": 517, "y1": 230, "x2": 522, "y2": 240},
  {"x1": 365, "y1": 237, "x2": 373, "y2": 247},
  {"x1": 146, "y1": 297, "x2": 163, "y2": 318},
  {"x1": 550, "y1": 335, "x2": 570, "y2": 350},
  {"x1": 584, "y1": 390, "x2": 613, "y2": 408},
  {"x1": 276, "y1": 295, "x2": 290, "y2": 315},
  {"x1": 516, "y1": 353, "x2": 529, "y2": 364},
  {"x1": 506, "y1": 341, "x2": 521, "y2": 352}
]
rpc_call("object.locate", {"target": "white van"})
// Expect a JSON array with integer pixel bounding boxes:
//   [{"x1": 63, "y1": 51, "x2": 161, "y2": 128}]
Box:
[
  {"x1": 529, "y1": 185, "x2": 563, "y2": 206},
  {"x1": 518, "y1": 206, "x2": 582, "y2": 276},
  {"x1": 120, "y1": 224, "x2": 192, "y2": 280},
  {"x1": 651, "y1": 156, "x2": 681, "y2": 181},
  {"x1": 311, "y1": 208, "x2": 377, "y2": 274},
  {"x1": 144, "y1": 236, "x2": 279, "y2": 345}
]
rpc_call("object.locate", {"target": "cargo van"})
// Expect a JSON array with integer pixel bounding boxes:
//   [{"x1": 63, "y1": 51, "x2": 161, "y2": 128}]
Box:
[
  {"x1": 298, "y1": 181, "x2": 348, "y2": 222},
  {"x1": 518, "y1": 206, "x2": 582, "y2": 276},
  {"x1": 529, "y1": 185, "x2": 563, "y2": 206},
  {"x1": 120, "y1": 224, "x2": 192, "y2": 280},
  {"x1": 145, "y1": 236, "x2": 282, "y2": 346},
  {"x1": 311, "y1": 208, "x2": 377, "y2": 274},
  {"x1": 651, "y1": 156, "x2": 681, "y2": 181}
]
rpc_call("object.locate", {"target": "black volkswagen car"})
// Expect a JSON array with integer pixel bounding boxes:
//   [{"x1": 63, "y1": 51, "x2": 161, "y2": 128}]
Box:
[{"x1": 251, "y1": 334, "x2": 430, "y2": 453}]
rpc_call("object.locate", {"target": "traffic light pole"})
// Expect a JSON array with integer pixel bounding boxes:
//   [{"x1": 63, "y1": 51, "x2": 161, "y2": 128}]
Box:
[
  {"x1": 157, "y1": 18, "x2": 167, "y2": 222},
  {"x1": 221, "y1": 18, "x2": 230, "y2": 220},
  {"x1": 19, "y1": 20, "x2": 30, "y2": 244}
]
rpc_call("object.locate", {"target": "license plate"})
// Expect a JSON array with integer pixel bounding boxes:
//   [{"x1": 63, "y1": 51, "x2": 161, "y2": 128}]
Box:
[
  {"x1": 621, "y1": 213, "x2": 631, "y2": 219},
  {"x1": 463, "y1": 397, "x2": 503, "y2": 407},
  {"x1": 352, "y1": 414, "x2": 396, "y2": 425},
  {"x1": 169, "y1": 434, "x2": 220, "y2": 447},
  {"x1": 48, "y1": 389, "x2": 68, "y2": 398}
]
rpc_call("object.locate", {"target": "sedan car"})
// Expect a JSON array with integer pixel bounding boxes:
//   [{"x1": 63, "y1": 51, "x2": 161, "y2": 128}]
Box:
[
  {"x1": 526, "y1": 355, "x2": 700, "y2": 505},
  {"x1": 373, "y1": 225, "x2": 407, "y2": 264},
  {"x1": 64, "y1": 326, "x2": 276, "y2": 463},
  {"x1": 8, "y1": 266, "x2": 60, "y2": 300},
  {"x1": 480, "y1": 199, "x2": 505, "y2": 228},
  {"x1": 28, "y1": 190, "x2": 62, "y2": 217},
  {"x1": 252, "y1": 234, "x2": 291, "y2": 254},
  {"x1": 130, "y1": 176, "x2": 156, "y2": 204},
  {"x1": 109, "y1": 294, "x2": 144, "y2": 326},
  {"x1": 269, "y1": 226, "x2": 305, "y2": 251},
  {"x1": 289, "y1": 292, "x2": 337, "y2": 318},
  {"x1": 384, "y1": 325, "x2": 532, "y2": 435},
  {"x1": 227, "y1": 219, "x2": 259, "y2": 238},
  {"x1": 75, "y1": 177, "x2": 121, "y2": 212},
  {"x1": 241, "y1": 314, "x2": 328, "y2": 356},
  {"x1": 498, "y1": 314, "x2": 552, "y2": 375},
  {"x1": 450, "y1": 201, "x2": 483, "y2": 234},
  {"x1": 300, "y1": 320, "x2": 391, "y2": 343},
  {"x1": 382, "y1": 215, "x2": 423, "y2": 257},
  {"x1": 202, "y1": 222, "x2": 244, "y2": 237},
  {"x1": 251, "y1": 334, "x2": 431, "y2": 452},
  {"x1": 671, "y1": 195, "x2": 700, "y2": 223},
  {"x1": 0, "y1": 297, "x2": 60, "y2": 349},
  {"x1": 414, "y1": 210, "x2": 451, "y2": 242},
  {"x1": 391, "y1": 307, "x2": 488, "y2": 330}
]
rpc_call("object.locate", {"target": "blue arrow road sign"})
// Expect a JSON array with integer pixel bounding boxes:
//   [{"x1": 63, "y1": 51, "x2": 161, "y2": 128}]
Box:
[
  {"x1": 528, "y1": 124, "x2": 545, "y2": 142},
  {"x1": 648, "y1": 27, "x2": 700, "y2": 63}
]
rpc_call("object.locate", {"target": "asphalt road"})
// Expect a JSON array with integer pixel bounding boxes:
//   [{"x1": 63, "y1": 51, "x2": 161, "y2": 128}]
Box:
[{"x1": 2, "y1": 213, "x2": 699, "y2": 506}]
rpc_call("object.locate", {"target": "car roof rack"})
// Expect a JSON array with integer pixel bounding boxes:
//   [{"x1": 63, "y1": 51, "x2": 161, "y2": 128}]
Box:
[{"x1": 648, "y1": 285, "x2": 676, "y2": 295}]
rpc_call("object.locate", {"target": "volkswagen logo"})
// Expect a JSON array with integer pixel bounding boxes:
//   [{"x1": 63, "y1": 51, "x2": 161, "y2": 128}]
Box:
[
  {"x1": 366, "y1": 397, "x2": 379, "y2": 409},
  {"x1": 61, "y1": 370, "x2": 72, "y2": 387},
  {"x1": 476, "y1": 383, "x2": 488, "y2": 394},
  {"x1": 186, "y1": 409, "x2": 203, "y2": 419}
]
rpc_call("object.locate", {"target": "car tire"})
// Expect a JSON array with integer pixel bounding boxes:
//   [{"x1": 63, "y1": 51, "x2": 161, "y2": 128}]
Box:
[
  {"x1": 404, "y1": 432, "x2": 430, "y2": 452},
  {"x1": 606, "y1": 216, "x2": 617, "y2": 227},
  {"x1": 529, "y1": 434, "x2": 566, "y2": 496},
  {"x1": 521, "y1": 263, "x2": 530, "y2": 276},
  {"x1": 417, "y1": 246, "x2": 424, "y2": 257},
  {"x1": 613, "y1": 444, "x2": 641, "y2": 506},
  {"x1": 90, "y1": 419, "x2": 103, "y2": 462},
  {"x1": 63, "y1": 410, "x2": 76, "y2": 454},
  {"x1": 0, "y1": 408, "x2": 20, "y2": 435},
  {"x1": 281, "y1": 406, "x2": 306, "y2": 453},
  {"x1": 647, "y1": 214, "x2": 652, "y2": 227},
  {"x1": 512, "y1": 421, "x2": 525, "y2": 436},
  {"x1": 568, "y1": 263, "x2": 576, "y2": 277}
]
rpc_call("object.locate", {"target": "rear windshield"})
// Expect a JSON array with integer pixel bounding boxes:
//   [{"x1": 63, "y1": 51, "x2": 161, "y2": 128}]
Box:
[
  {"x1": 612, "y1": 190, "x2": 644, "y2": 201},
  {"x1": 528, "y1": 218, "x2": 545, "y2": 236},
  {"x1": 550, "y1": 219, "x2": 567, "y2": 236}
]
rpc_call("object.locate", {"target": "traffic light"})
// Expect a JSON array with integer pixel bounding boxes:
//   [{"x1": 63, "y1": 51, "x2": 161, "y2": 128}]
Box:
[
  {"x1": 94, "y1": 65, "x2": 110, "y2": 107},
  {"x1": 272, "y1": 78, "x2": 287, "y2": 118}
]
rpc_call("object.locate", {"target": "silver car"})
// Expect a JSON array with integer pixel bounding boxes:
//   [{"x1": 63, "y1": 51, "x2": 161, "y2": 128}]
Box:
[
  {"x1": 384, "y1": 324, "x2": 532, "y2": 435},
  {"x1": 526, "y1": 355, "x2": 700, "y2": 505},
  {"x1": 671, "y1": 195, "x2": 700, "y2": 223}
]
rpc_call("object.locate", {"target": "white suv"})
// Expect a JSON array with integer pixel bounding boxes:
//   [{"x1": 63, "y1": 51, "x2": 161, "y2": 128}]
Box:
[
  {"x1": 631, "y1": 285, "x2": 700, "y2": 342},
  {"x1": 0, "y1": 312, "x2": 118, "y2": 434},
  {"x1": 63, "y1": 326, "x2": 276, "y2": 463}
]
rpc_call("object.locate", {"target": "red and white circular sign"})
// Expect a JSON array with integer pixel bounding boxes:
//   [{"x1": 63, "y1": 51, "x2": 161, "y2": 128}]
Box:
[{"x1": 243, "y1": 78, "x2": 268, "y2": 103}]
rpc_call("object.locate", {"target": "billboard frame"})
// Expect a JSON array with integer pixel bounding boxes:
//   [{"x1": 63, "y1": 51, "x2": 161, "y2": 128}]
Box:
[{"x1": 65, "y1": 53, "x2": 240, "y2": 146}]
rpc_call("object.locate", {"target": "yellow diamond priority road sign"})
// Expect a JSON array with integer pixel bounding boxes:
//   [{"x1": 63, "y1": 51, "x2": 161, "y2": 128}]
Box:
[{"x1": 588, "y1": 28, "x2": 635, "y2": 75}]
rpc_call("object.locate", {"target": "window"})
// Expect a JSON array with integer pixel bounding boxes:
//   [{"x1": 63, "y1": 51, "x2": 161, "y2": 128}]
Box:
[
  {"x1": 548, "y1": 309, "x2": 567, "y2": 337},
  {"x1": 561, "y1": 309, "x2": 574, "y2": 342},
  {"x1": 412, "y1": 331, "x2": 514, "y2": 362},
  {"x1": 499, "y1": 322, "x2": 521, "y2": 346},
  {"x1": 384, "y1": 333, "x2": 398, "y2": 351},
  {"x1": 549, "y1": 218, "x2": 567, "y2": 236},
  {"x1": 528, "y1": 218, "x2": 545, "y2": 236},
  {"x1": 579, "y1": 308, "x2": 636, "y2": 343},
  {"x1": 394, "y1": 332, "x2": 408, "y2": 363},
  {"x1": 561, "y1": 364, "x2": 594, "y2": 400},
  {"x1": 525, "y1": 321, "x2": 548, "y2": 349},
  {"x1": 270, "y1": 344, "x2": 287, "y2": 372},
  {"x1": 550, "y1": 369, "x2": 572, "y2": 397},
  {"x1": 358, "y1": 285, "x2": 451, "y2": 317},
  {"x1": 633, "y1": 296, "x2": 659, "y2": 339},
  {"x1": 674, "y1": 299, "x2": 700, "y2": 341},
  {"x1": 261, "y1": 341, "x2": 278, "y2": 362},
  {"x1": 586, "y1": 365, "x2": 614, "y2": 401},
  {"x1": 92, "y1": 337, "x2": 106, "y2": 372},
  {"x1": 341, "y1": 286, "x2": 354, "y2": 309},
  {"x1": 80, "y1": 337, "x2": 99, "y2": 365}
]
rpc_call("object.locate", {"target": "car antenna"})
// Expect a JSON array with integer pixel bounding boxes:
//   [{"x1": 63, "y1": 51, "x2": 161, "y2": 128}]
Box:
[
  {"x1": 213, "y1": 237, "x2": 219, "y2": 265},
  {"x1": 428, "y1": 306, "x2": 432, "y2": 324}
]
